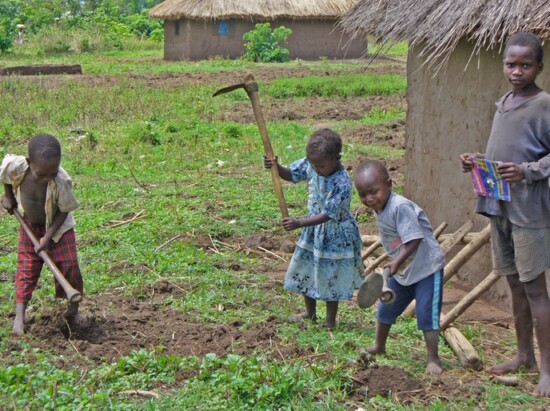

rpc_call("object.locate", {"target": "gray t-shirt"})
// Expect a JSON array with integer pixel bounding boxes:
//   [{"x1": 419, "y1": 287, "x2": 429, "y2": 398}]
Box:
[
  {"x1": 374, "y1": 192, "x2": 445, "y2": 286},
  {"x1": 475, "y1": 91, "x2": 550, "y2": 228}
]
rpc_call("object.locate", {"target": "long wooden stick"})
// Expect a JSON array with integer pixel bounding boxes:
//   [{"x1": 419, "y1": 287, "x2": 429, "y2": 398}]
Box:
[
  {"x1": 244, "y1": 75, "x2": 289, "y2": 218},
  {"x1": 440, "y1": 271, "x2": 499, "y2": 330},
  {"x1": 362, "y1": 231, "x2": 482, "y2": 246},
  {"x1": 442, "y1": 224, "x2": 491, "y2": 284},
  {"x1": 13, "y1": 210, "x2": 82, "y2": 303}
]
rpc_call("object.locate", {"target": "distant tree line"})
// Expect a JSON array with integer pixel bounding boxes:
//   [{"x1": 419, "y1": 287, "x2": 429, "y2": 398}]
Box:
[{"x1": 0, "y1": 0, "x2": 165, "y2": 53}]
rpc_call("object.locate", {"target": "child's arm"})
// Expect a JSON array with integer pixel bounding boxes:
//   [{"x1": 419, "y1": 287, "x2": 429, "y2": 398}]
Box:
[
  {"x1": 264, "y1": 155, "x2": 292, "y2": 182},
  {"x1": 2, "y1": 183, "x2": 17, "y2": 214},
  {"x1": 499, "y1": 152, "x2": 550, "y2": 184},
  {"x1": 36, "y1": 210, "x2": 69, "y2": 253},
  {"x1": 282, "y1": 213, "x2": 330, "y2": 231},
  {"x1": 460, "y1": 152, "x2": 485, "y2": 173},
  {"x1": 385, "y1": 238, "x2": 422, "y2": 275}
]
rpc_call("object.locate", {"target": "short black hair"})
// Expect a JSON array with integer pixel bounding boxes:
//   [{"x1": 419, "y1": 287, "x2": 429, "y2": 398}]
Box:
[
  {"x1": 355, "y1": 159, "x2": 390, "y2": 182},
  {"x1": 505, "y1": 32, "x2": 543, "y2": 63},
  {"x1": 28, "y1": 134, "x2": 61, "y2": 162},
  {"x1": 306, "y1": 128, "x2": 342, "y2": 161}
]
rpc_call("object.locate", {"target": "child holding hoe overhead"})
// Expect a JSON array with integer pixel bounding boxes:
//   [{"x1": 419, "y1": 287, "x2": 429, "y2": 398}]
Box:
[
  {"x1": 264, "y1": 128, "x2": 364, "y2": 329},
  {"x1": 1, "y1": 134, "x2": 84, "y2": 336},
  {"x1": 460, "y1": 32, "x2": 550, "y2": 397},
  {"x1": 354, "y1": 159, "x2": 445, "y2": 375}
]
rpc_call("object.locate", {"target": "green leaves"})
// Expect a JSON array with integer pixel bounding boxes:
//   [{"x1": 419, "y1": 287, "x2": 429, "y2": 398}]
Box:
[{"x1": 242, "y1": 23, "x2": 292, "y2": 63}]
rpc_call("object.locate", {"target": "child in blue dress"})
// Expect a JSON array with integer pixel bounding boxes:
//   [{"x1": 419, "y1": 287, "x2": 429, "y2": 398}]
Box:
[{"x1": 264, "y1": 128, "x2": 364, "y2": 329}]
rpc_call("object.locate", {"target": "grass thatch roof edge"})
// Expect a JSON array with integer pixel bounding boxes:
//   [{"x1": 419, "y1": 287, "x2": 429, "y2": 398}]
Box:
[
  {"x1": 339, "y1": 0, "x2": 550, "y2": 71},
  {"x1": 149, "y1": 0, "x2": 359, "y2": 21}
]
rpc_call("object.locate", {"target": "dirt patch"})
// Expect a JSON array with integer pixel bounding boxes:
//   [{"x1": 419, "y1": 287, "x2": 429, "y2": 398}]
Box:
[
  {"x1": 11, "y1": 59, "x2": 405, "y2": 91},
  {"x1": 0, "y1": 64, "x2": 82, "y2": 76},
  {"x1": 349, "y1": 363, "x2": 423, "y2": 401},
  {"x1": 6, "y1": 281, "x2": 298, "y2": 368},
  {"x1": 217, "y1": 94, "x2": 406, "y2": 124}
]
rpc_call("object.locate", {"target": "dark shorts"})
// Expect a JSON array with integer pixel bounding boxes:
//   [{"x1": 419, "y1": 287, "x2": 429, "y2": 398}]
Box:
[
  {"x1": 490, "y1": 216, "x2": 550, "y2": 282},
  {"x1": 16, "y1": 219, "x2": 83, "y2": 303},
  {"x1": 377, "y1": 269, "x2": 443, "y2": 331}
]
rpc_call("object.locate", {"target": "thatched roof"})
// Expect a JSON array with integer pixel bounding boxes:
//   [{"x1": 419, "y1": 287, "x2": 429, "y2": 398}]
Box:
[
  {"x1": 149, "y1": 0, "x2": 359, "y2": 21},
  {"x1": 340, "y1": 0, "x2": 550, "y2": 69}
]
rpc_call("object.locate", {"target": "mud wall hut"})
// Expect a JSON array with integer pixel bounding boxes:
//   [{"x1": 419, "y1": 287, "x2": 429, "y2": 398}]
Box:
[
  {"x1": 149, "y1": 0, "x2": 368, "y2": 61},
  {"x1": 341, "y1": 0, "x2": 550, "y2": 307}
]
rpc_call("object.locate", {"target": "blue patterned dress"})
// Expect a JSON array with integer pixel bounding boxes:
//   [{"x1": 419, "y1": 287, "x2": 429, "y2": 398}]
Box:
[{"x1": 284, "y1": 158, "x2": 364, "y2": 301}]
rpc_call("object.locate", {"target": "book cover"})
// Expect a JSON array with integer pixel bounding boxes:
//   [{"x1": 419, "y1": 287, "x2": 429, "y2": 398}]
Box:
[{"x1": 470, "y1": 159, "x2": 511, "y2": 202}]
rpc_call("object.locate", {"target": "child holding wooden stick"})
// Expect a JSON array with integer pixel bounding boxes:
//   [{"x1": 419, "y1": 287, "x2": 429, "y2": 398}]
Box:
[
  {"x1": 460, "y1": 32, "x2": 550, "y2": 397},
  {"x1": 1, "y1": 134, "x2": 84, "y2": 336},
  {"x1": 264, "y1": 128, "x2": 364, "y2": 329},
  {"x1": 354, "y1": 159, "x2": 445, "y2": 375}
]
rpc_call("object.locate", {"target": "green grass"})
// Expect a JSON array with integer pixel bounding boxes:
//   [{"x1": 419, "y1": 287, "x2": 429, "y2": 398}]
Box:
[
  {"x1": 267, "y1": 74, "x2": 407, "y2": 98},
  {"x1": 0, "y1": 47, "x2": 547, "y2": 410}
]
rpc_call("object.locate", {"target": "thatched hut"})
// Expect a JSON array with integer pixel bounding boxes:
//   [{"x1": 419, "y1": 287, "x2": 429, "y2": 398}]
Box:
[
  {"x1": 341, "y1": 0, "x2": 550, "y2": 306},
  {"x1": 149, "y1": 0, "x2": 368, "y2": 60}
]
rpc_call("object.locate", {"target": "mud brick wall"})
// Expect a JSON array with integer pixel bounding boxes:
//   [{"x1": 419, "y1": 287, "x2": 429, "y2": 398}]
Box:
[{"x1": 162, "y1": 19, "x2": 367, "y2": 61}]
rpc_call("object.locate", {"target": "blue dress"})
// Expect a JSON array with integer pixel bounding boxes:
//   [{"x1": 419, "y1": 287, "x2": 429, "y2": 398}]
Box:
[{"x1": 284, "y1": 158, "x2": 364, "y2": 301}]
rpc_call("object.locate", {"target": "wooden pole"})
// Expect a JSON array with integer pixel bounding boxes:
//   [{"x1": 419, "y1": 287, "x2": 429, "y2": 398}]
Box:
[
  {"x1": 442, "y1": 327, "x2": 483, "y2": 370},
  {"x1": 361, "y1": 239, "x2": 381, "y2": 261},
  {"x1": 362, "y1": 231, "x2": 481, "y2": 246},
  {"x1": 442, "y1": 224, "x2": 491, "y2": 284},
  {"x1": 440, "y1": 271, "x2": 499, "y2": 330},
  {"x1": 438, "y1": 220, "x2": 473, "y2": 255}
]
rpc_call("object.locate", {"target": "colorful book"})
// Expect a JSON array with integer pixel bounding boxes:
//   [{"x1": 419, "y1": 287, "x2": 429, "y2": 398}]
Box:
[{"x1": 470, "y1": 159, "x2": 511, "y2": 202}]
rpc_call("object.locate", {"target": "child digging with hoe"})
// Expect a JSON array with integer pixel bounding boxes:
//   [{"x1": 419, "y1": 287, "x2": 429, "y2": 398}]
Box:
[
  {"x1": 460, "y1": 31, "x2": 550, "y2": 397},
  {"x1": 1, "y1": 134, "x2": 84, "y2": 336},
  {"x1": 264, "y1": 129, "x2": 364, "y2": 329},
  {"x1": 354, "y1": 159, "x2": 445, "y2": 375}
]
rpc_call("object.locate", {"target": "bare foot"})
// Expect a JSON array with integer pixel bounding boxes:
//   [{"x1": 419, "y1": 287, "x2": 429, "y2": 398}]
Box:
[
  {"x1": 324, "y1": 320, "x2": 336, "y2": 330},
  {"x1": 534, "y1": 372, "x2": 550, "y2": 397},
  {"x1": 426, "y1": 359, "x2": 443, "y2": 375},
  {"x1": 486, "y1": 357, "x2": 538, "y2": 375},
  {"x1": 11, "y1": 317, "x2": 25, "y2": 336},
  {"x1": 359, "y1": 346, "x2": 385, "y2": 362}
]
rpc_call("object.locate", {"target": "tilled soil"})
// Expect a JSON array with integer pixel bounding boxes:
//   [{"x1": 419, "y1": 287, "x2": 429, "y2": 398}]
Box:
[{"x1": 5, "y1": 280, "x2": 300, "y2": 369}]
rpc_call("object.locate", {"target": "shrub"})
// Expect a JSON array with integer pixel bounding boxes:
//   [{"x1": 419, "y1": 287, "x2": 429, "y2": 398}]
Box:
[
  {"x1": 0, "y1": 20, "x2": 15, "y2": 53},
  {"x1": 242, "y1": 22, "x2": 291, "y2": 63}
]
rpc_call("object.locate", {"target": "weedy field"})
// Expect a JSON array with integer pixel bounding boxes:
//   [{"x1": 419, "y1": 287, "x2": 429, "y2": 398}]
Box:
[{"x1": 0, "y1": 48, "x2": 548, "y2": 410}]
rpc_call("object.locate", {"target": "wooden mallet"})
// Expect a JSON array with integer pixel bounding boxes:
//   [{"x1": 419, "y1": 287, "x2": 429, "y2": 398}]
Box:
[
  {"x1": 213, "y1": 74, "x2": 289, "y2": 218},
  {"x1": 13, "y1": 209, "x2": 82, "y2": 303}
]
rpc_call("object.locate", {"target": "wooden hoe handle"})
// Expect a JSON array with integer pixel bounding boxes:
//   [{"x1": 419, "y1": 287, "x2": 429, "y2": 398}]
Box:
[
  {"x1": 13, "y1": 210, "x2": 82, "y2": 303},
  {"x1": 242, "y1": 74, "x2": 289, "y2": 219}
]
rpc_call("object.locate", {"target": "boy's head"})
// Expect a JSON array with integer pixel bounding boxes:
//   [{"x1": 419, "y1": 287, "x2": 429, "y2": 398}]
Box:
[
  {"x1": 306, "y1": 128, "x2": 342, "y2": 177},
  {"x1": 503, "y1": 32, "x2": 543, "y2": 91},
  {"x1": 27, "y1": 134, "x2": 61, "y2": 183},
  {"x1": 354, "y1": 159, "x2": 392, "y2": 213}
]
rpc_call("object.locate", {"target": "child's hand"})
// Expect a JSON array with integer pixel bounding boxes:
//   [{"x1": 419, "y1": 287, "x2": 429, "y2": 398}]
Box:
[
  {"x1": 384, "y1": 262, "x2": 399, "y2": 276},
  {"x1": 1, "y1": 195, "x2": 17, "y2": 214},
  {"x1": 263, "y1": 155, "x2": 278, "y2": 169},
  {"x1": 497, "y1": 162, "x2": 525, "y2": 183},
  {"x1": 35, "y1": 236, "x2": 50, "y2": 253},
  {"x1": 459, "y1": 153, "x2": 477, "y2": 172},
  {"x1": 282, "y1": 217, "x2": 301, "y2": 231}
]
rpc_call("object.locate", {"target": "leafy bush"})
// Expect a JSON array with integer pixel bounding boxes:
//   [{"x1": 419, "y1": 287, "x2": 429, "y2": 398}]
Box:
[
  {"x1": 242, "y1": 22, "x2": 291, "y2": 63},
  {"x1": 0, "y1": 21, "x2": 15, "y2": 53}
]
